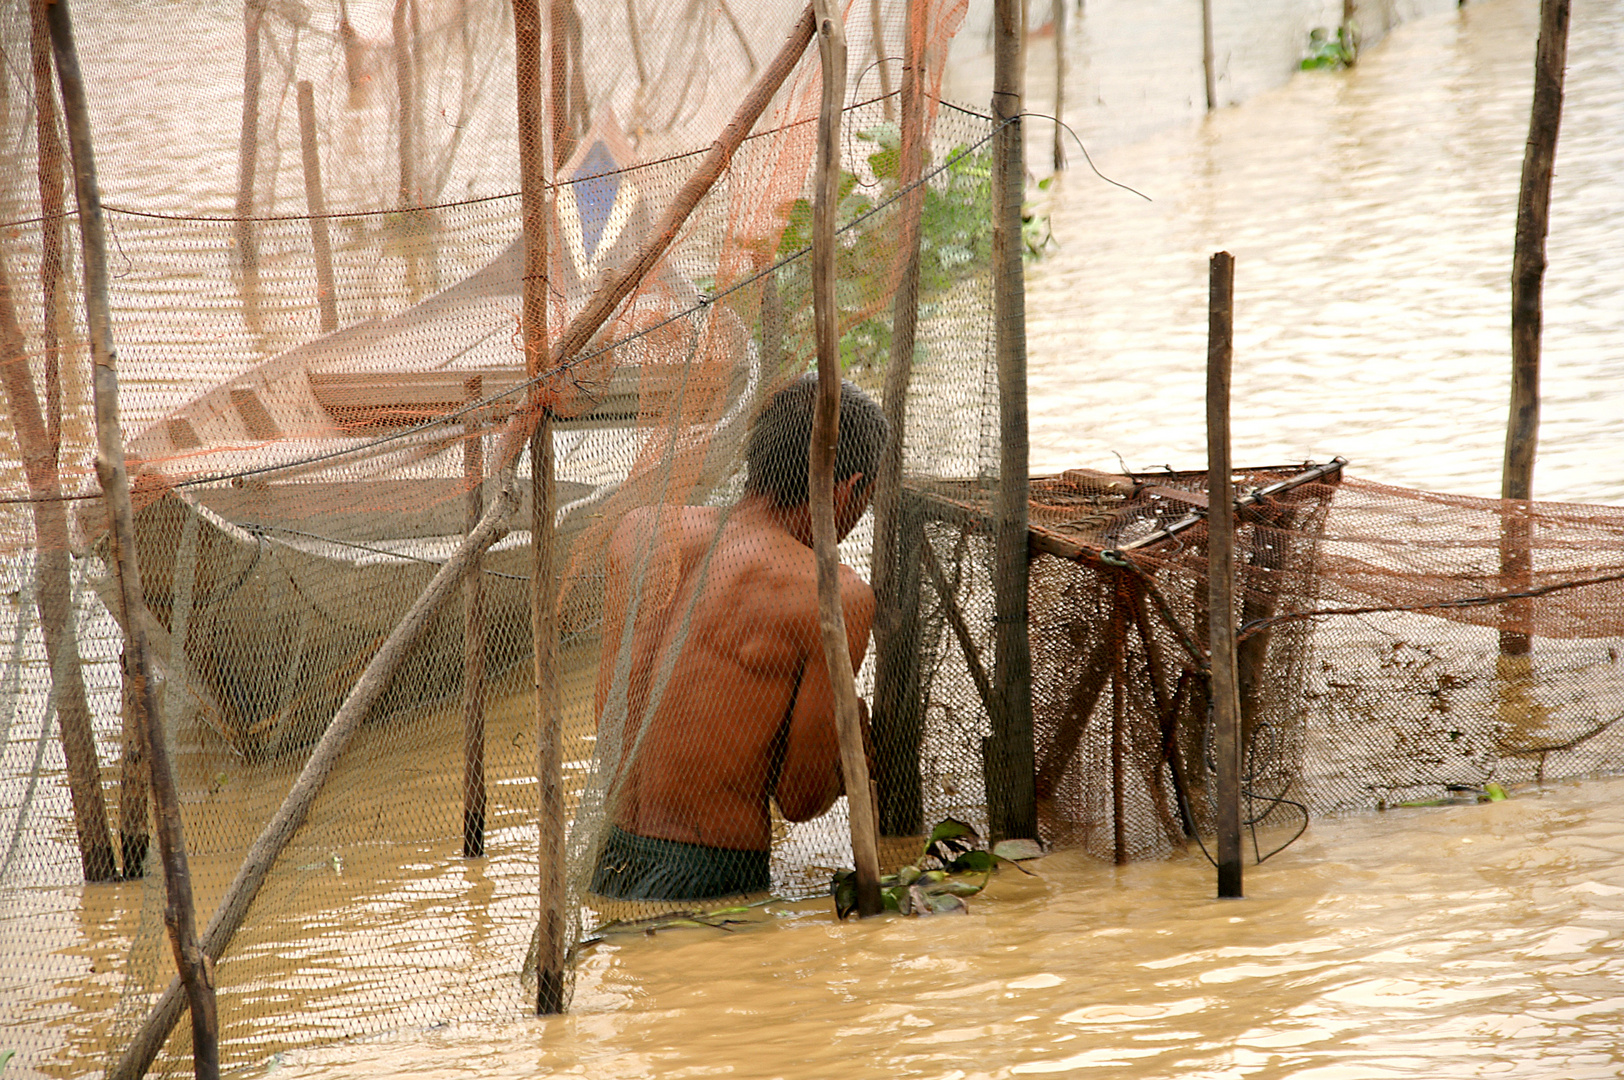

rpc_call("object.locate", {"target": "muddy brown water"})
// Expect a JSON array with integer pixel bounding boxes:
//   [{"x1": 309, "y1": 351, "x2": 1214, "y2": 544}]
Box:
[{"x1": 5, "y1": 0, "x2": 1624, "y2": 1076}]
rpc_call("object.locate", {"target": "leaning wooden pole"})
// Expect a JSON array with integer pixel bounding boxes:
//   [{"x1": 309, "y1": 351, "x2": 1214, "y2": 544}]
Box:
[
  {"x1": 296, "y1": 80, "x2": 338, "y2": 334},
  {"x1": 234, "y1": 0, "x2": 263, "y2": 273},
  {"x1": 1206, "y1": 250, "x2": 1242, "y2": 900},
  {"x1": 869, "y1": 0, "x2": 894, "y2": 121},
  {"x1": 108, "y1": 480, "x2": 519, "y2": 1080},
  {"x1": 29, "y1": 0, "x2": 66, "y2": 454},
  {"x1": 809, "y1": 0, "x2": 882, "y2": 920},
  {"x1": 513, "y1": 0, "x2": 568, "y2": 1013},
  {"x1": 394, "y1": 0, "x2": 417, "y2": 207},
  {"x1": 989, "y1": 0, "x2": 1038, "y2": 843},
  {"x1": 868, "y1": 0, "x2": 928, "y2": 839},
  {"x1": 1499, "y1": 0, "x2": 1569, "y2": 658},
  {"x1": 46, "y1": 0, "x2": 220, "y2": 1073}
]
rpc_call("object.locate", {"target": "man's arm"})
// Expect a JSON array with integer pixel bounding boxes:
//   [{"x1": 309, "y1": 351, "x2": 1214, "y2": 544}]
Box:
[{"x1": 773, "y1": 568, "x2": 877, "y2": 822}]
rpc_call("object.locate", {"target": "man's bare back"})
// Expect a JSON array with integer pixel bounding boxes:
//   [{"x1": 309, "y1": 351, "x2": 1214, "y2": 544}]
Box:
[
  {"x1": 596, "y1": 491, "x2": 875, "y2": 854},
  {"x1": 589, "y1": 374, "x2": 888, "y2": 901}
]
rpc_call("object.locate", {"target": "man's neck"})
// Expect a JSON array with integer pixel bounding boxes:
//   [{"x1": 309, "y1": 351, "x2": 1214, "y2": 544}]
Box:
[{"x1": 736, "y1": 492, "x2": 815, "y2": 548}]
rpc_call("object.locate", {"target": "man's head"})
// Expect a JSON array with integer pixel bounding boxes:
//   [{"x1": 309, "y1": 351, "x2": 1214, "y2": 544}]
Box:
[{"x1": 745, "y1": 372, "x2": 889, "y2": 524}]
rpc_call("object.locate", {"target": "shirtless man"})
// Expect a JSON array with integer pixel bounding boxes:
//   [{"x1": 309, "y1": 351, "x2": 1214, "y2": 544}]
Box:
[{"x1": 590, "y1": 374, "x2": 889, "y2": 901}]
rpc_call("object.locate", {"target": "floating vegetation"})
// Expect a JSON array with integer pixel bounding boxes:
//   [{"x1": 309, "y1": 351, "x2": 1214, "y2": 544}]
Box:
[
  {"x1": 831, "y1": 818, "x2": 1044, "y2": 919},
  {"x1": 1301, "y1": 25, "x2": 1359, "y2": 71}
]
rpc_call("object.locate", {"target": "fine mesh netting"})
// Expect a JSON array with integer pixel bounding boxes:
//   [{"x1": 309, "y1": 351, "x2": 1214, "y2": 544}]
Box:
[{"x1": 8, "y1": 0, "x2": 1624, "y2": 1077}]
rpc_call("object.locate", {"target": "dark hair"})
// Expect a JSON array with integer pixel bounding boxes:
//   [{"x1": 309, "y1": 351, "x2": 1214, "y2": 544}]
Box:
[{"x1": 745, "y1": 373, "x2": 889, "y2": 507}]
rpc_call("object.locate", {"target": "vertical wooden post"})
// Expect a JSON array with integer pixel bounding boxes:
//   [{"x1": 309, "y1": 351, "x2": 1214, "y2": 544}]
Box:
[
  {"x1": 1052, "y1": 0, "x2": 1067, "y2": 171},
  {"x1": 463, "y1": 376, "x2": 488, "y2": 857},
  {"x1": 809, "y1": 0, "x2": 882, "y2": 920},
  {"x1": 297, "y1": 80, "x2": 338, "y2": 334},
  {"x1": 0, "y1": 245, "x2": 116, "y2": 883},
  {"x1": 1201, "y1": 0, "x2": 1217, "y2": 112},
  {"x1": 514, "y1": 0, "x2": 567, "y2": 1014},
  {"x1": 394, "y1": 0, "x2": 417, "y2": 207},
  {"x1": 989, "y1": 0, "x2": 1038, "y2": 843},
  {"x1": 1109, "y1": 583, "x2": 1127, "y2": 864},
  {"x1": 868, "y1": 0, "x2": 928, "y2": 839},
  {"x1": 235, "y1": 0, "x2": 263, "y2": 273},
  {"x1": 1499, "y1": 0, "x2": 1569, "y2": 658},
  {"x1": 1206, "y1": 250, "x2": 1242, "y2": 900},
  {"x1": 46, "y1": 0, "x2": 221, "y2": 1071},
  {"x1": 869, "y1": 0, "x2": 894, "y2": 122},
  {"x1": 29, "y1": 0, "x2": 66, "y2": 455},
  {"x1": 549, "y1": 0, "x2": 573, "y2": 172}
]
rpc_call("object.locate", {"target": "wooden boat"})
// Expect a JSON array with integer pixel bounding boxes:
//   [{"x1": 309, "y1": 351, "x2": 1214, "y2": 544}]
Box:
[{"x1": 93, "y1": 114, "x2": 760, "y2": 756}]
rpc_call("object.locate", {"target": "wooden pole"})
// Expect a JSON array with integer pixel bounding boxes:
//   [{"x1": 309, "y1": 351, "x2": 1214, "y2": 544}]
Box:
[
  {"x1": 296, "y1": 81, "x2": 338, "y2": 334},
  {"x1": 463, "y1": 377, "x2": 488, "y2": 857},
  {"x1": 394, "y1": 0, "x2": 417, "y2": 207},
  {"x1": 46, "y1": 0, "x2": 220, "y2": 1072},
  {"x1": 514, "y1": 0, "x2": 568, "y2": 1014},
  {"x1": 29, "y1": 0, "x2": 66, "y2": 456},
  {"x1": 1206, "y1": 250, "x2": 1242, "y2": 900},
  {"x1": 235, "y1": 0, "x2": 263, "y2": 273},
  {"x1": 1201, "y1": 0, "x2": 1217, "y2": 112},
  {"x1": 868, "y1": 0, "x2": 927, "y2": 838},
  {"x1": 1499, "y1": 0, "x2": 1569, "y2": 658},
  {"x1": 625, "y1": 0, "x2": 649, "y2": 92},
  {"x1": 869, "y1": 0, "x2": 894, "y2": 122},
  {"x1": 1052, "y1": 0, "x2": 1067, "y2": 171},
  {"x1": 549, "y1": 0, "x2": 572, "y2": 172},
  {"x1": 108, "y1": 479, "x2": 519, "y2": 1080},
  {"x1": 809, "y1": 0, "x2": 882, "y2": 920},
  {"x1": 493, "y1": 5, "x2": 817, "y2": 469},
  {"x1": 0, "y1": 243, "x2": 117, "y2": 884},
  {"x1": 989, "y1": 0, "x2": 1038, "y2": 843}
]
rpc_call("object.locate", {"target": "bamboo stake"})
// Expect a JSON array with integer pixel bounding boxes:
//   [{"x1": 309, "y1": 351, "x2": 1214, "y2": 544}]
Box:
[
  {"x1": 0, "y1": 242, "x2": 116, "y2": 883},
  {"x1": 493, "y1": 4, "x2": 817, "y2": 469},
  {"x1": 297, "y1": 80, "x2": 338, "y2": 334},
  {"x1": 549, "y1": 0, "x2": 572, "y2": 172},
  {"x1": 45, "y1": 0, "x2": 220, "y2": 1071},
  {"x1": 29, "y1": 0, "x2": 66, "y2": 455},
  {"x1": 990, "y1": 0, "x2": 1038, "y2": 843},
  {"x1": 1206, "y1": 250, "x2": 1242, "y2": 900},
  {"x1": 1201, "y1": 0, "x2": 1217, "y2": 111},
  {"x1": 394, "y1": 0, "x2": 417, "y2": 207},
  {"x1": 463, "y1": 376, "x2": 488, "y2": 857},
  {"x1": 108, "y1": 478, "x2": 519, "y2": 1080},
  {"x1": 1109, "y1": 589, "x2": 1127, "y2": 865},
  {"x1": 1499, "y1": 0, "x2": 1569, "y2": 658},
  {"x1": 235, "y1": 0, "x2": 263, "y2": 274},
  {"x1": 513, "y1": 0, "x2": 568, "y2": 1014},
  {"x1": 1052, "y1": 0, "x2": 1067, "y2": 171},
  {"x1": 809, "y1": 0, "x2": 882, "y2": 921},
  {"x1": 869, "y1": 0, "x2": 894, "y2": 121},
  {"x1": 868, "y1": 0, "x2": 927, "y2": 837},
  {"x1": 116, "y1": 643, "x2": 149, "y2": 878}
]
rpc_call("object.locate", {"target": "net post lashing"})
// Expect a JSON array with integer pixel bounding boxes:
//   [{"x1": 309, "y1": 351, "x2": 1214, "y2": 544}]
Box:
[
  {"x1": 46, "y1": 0, "x2": 222, "y2": 1073},
  {"x1": 296, "y1": 79, "x2": 338, "y2": 334},
  {"x1": 869, "y1": 0, "x2": 928, "y2": 839},
  {"x1": 1499, "y1": 0, "x2": 1568, "y2": 661},
  {"x1": 989, "y1": 0, "x2": 1039, "y2": 844},
  {"x1": 810, "y1": 0, "x2": 883, "y2": 920},
  {"x1": 1206, "y1": 251, "x2": 1243, "y2": 900}
]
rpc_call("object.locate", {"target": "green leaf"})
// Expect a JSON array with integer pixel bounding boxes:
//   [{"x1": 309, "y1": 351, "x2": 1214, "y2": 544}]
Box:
[
  {"x1": 925, "y1": 817, "x2": 979, "y2": 850},
  {"x1": 0, "y1": 1049, "x2": 14, "y2": 1074},
  {"x1": 896, "y1": 864, "x2": 922, "y2": 887},
  {"x1": 948, "y1": 850, "x2": 998, "y2": 874},
  {"x1": 1483, "y1": 782, "x2": 1509, "y2": 802},
  {"x1": 926, "y1": 892, "x2": 969, "y2": 915},
  {"x1": 926, "y1": 878, "x2": 987, "y2": 898}
]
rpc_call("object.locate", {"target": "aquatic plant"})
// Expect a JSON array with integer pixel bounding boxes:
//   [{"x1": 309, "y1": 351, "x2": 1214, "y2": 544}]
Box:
[
  {"x1": 830, "y1": 817, "x2": 1044, "y2": 919},
  {"x1": 1301, "y1": 25, "x2": 1359, "y2": 70}
]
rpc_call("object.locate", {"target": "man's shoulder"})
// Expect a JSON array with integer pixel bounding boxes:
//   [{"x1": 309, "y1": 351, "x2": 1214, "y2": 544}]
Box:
[{"x1": 610, "y1": 505, "x2": 721, "y2": 556}]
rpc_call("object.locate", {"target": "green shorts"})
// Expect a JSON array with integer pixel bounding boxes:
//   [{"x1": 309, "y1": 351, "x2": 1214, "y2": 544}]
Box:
[{"x1": 590, "y1": 824, "x2": 770, "y2": 901}]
